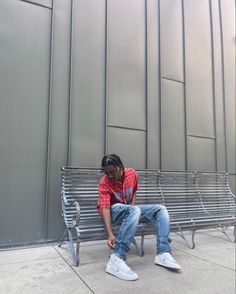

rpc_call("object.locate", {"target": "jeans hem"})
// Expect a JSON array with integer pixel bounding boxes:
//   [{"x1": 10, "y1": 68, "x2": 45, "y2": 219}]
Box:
[
  {"x1": 113, "y1": 250, "x2": 126, "y2": 261},
  {"x1": 157, "y1": 249, "x2": 172, "y2": 255}
]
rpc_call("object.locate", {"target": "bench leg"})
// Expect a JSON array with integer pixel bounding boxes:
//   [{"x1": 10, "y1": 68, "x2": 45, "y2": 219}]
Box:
[
  {"x1": 58, "y1": 227, "x2": 81, "y2": 266},
  {"x1": 191, "y1": 230, "x2": 196, "y2": 249},
  {"x1": 75, "y1": 226, "x2": 81, "y2": 266},
  {"x1": 132, "y1": 236, "x2": 144, "y2": 257},
  {"x1": 132, "y1": 235, "x2": 171, "y2": 257},
  {"x1": 218, "y1": 226, "x2": 236, "y2": 243},
  {"x1": 175, "y1": 228, "x2": 196, "y2": 249},
  {"x1": 58, "y1": 228, "x2": 68, "y2": 247},
  {"x1": 67, "y1": 228, "x2": 77, "y2": 266},
  {"x1": 141, "y1": 234, "x2": 144, "y2": 256}
]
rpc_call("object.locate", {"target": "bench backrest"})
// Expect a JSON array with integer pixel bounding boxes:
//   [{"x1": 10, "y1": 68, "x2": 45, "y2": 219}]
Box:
[
  {"x1": 61, "y1": 167, "x2": 235, "y2": 240},
  {"x1": 136, "y1": 170, "x2": 162, "y2": 205},
  {"x1": 197, "y1": 172, "x2": 235, "y2": 216},
  {"x1": 158, "y1": 171, "x2": 205, "y2": 219}
]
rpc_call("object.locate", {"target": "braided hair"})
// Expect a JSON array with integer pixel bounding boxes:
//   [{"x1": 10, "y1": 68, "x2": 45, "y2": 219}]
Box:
[{"x1": 101, "y1": 154, "x2": 124, "y2": 171}]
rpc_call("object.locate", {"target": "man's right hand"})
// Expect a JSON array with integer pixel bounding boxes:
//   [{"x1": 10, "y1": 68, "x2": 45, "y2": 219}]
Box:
[
  {"x1": 101, "y1": 207, "x2": 116, "y2": 249},
  {"x1": 107, "y1": 234, "x2": 116, "y2": 249}
]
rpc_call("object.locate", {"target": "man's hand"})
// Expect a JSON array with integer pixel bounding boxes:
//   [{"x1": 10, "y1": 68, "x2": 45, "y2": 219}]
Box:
[
  {"x1": 101, "y1": 207, "x2": 115, "y2": 248},
  {"x1": 107, "y1": 234, "x2": 116, "y2": 249}
]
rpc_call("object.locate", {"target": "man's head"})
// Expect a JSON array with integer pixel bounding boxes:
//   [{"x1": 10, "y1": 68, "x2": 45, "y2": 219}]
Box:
[{"x1": 101, "y1": 154, "x2": 124, "y2": 182}]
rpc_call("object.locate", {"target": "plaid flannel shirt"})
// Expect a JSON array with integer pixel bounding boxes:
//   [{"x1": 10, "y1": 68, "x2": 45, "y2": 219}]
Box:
[{"x1": 97, "y1": 168, "x2": 138, "y2": 215}]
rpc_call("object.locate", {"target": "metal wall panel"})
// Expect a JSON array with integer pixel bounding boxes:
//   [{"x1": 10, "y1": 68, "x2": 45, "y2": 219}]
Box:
[
  {"x1": 187, "y1": 137, "x2": 216, "y2": 171},
  {"x1": 160, "y1": 0, "x2": 183, "y2": 81},
  {"x1": 184, "y1": 0, "x2": 215, "y2": 138},
  {"x1": 147, "y1": 0, "x2": 160, "y2": 168},
  {"x1": 161, "y1": 80, "x2": 185, "y2": 170},
  {"x1": 70, "y1": 0, "x2": 106, "y2": 166},
  {"x1": 220, "y1": 0, "x2": 235, "y2": 174},
  {"x1": 0, "y1": 0, "x2": 51, "y2": 245},
  {"x1": 210, "y1": 0, "x2": 227, "y2": 171},
  {"x1": 0, "y1": 0, "x2": 235, "y2": 247},
  {"x1": 46, "y1": 0, "x2": 71, "y2": 240},
  {"x1": 107, "y1": 127, "x2": 146, "y2": 169},
  {"x1": 107, "y1": 0, "x2": 146, "y2": 130}
]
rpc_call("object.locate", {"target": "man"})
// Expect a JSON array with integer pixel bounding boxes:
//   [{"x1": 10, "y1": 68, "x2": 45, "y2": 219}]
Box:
[{"x1": 97, "y1": 154, "x2": 181, "y2": 281}]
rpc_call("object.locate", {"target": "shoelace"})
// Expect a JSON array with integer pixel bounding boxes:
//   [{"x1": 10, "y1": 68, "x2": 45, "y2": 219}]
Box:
[
  {"x1": 114, "y1": 257, "x2": 131, "y2": 272},
  {"x1": 161, "y1": 253, "x2": 176, "y2": 263}
]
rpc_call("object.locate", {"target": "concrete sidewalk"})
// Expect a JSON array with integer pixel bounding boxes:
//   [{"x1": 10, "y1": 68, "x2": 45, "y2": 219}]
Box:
[{"x1": 0, "y1": 228, "x2": 235, "y2": 294}]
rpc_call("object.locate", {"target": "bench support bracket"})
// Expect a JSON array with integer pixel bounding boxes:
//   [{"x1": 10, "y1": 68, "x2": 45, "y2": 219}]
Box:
[
  {"x1": 217, "y1": 226, "x2": 236, "y2": 243},
  {"x1": 175, "y1": 227, "x2": 196, "y2": 249}
]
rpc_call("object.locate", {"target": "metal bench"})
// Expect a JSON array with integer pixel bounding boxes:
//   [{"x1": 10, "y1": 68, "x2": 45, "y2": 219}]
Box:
[{"x1": 60, "y1": 167, "x2": 236, "y2": 266}]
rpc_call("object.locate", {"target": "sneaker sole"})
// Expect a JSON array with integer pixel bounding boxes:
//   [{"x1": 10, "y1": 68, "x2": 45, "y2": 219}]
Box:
[
  {"x1": 106, "y1": 267, "x2": 139, "y2": 281},
  {"x1": 155, "y1": 261, "x2": 181, "y2": 270}
]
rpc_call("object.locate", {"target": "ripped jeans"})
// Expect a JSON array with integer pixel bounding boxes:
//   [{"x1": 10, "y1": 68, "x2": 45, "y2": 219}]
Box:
[{"x1": 111, "y1": 204, "x2": 171, "y2": 260}]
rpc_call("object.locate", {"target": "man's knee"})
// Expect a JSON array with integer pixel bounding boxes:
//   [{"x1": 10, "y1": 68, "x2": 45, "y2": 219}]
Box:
[
  {"x1": 161, "y1": 205, "x2": 168, "y2": 211},
  {"x1": 154, "y1": 204, "x2": 168, "y2": 212},
  {"x1": 159, "y1": 205, "x2": 170, "y2": 220},
  {"x1": 152, "y1": 204, "x2": 169, "y2": 220},
  {"x1": 128, "y1": 206, "x2": 141, "y2": 219}
]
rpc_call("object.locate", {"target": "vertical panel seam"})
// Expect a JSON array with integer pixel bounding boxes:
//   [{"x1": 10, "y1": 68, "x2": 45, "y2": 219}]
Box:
[
  {"x1": 44, "y1": 0, "x2": 54, "y2": 240},
  {"x1": 218, "y1": 0, "x2": 228, "y2": 172},
  {"x1": 68, "y1": 0, "x2": 74, "y2": 165},
  {"x1": 181, "y1": 0, "x2": 187, "y2": 171},
  {"x1": 158, "y1": 0, "x2": 162, "y2": 169},
  {"x1": 209, "y1": 0, "x2": 218, "y2": 172},
  {"x1": 145, "y1": 0, "x2": 148, "y2": 169},
  {"x1": 105, "y1": 0, "x2": 108, "y2": 155}
]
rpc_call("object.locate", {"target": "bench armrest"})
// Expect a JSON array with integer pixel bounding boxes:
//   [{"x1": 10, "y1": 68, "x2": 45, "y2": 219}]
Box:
[
  {"x1": 61, "y1": 193, "x2": 80, "y2": 226},
  {"x1": 73, "y1": 201, "x2": 80, "y2": 226},
  {"x1": 62, "y1": 195, "x2": 69, "y2": 205}
]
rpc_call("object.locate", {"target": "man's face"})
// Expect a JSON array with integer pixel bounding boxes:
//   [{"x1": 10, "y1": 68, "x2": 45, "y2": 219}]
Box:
[{"x1": 102, "y1": 164, "x2": 123, "y2": 182}]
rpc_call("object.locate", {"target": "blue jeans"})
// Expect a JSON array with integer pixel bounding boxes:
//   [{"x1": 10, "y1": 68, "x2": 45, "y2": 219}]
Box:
[{"x1": 111, "y1": 204, "x2": 171, "y2": 260}]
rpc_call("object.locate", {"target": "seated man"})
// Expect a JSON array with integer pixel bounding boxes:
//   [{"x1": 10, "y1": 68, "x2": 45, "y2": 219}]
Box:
[{"x1": 97, "y1": 154, "x2": 181, "y2": 281}]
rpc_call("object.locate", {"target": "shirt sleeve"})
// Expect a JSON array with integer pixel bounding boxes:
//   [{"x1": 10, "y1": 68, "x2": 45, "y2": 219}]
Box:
[
  {"x1": 133, "y1": 169, "x2": 138, "y2": 193},
  {"x1": 97, "y1": 181, "x2": 111, "y2": 212}
]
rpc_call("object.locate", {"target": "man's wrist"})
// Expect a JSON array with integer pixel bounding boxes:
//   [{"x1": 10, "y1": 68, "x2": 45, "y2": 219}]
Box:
[{"x1": 108, "y1": 231, "x2": 114, "y2": 237}]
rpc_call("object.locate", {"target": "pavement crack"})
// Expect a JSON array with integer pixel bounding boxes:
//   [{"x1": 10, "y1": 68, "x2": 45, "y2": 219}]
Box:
[{"x1": 53, "y1": 246, "x2": 95, "y2": 294}]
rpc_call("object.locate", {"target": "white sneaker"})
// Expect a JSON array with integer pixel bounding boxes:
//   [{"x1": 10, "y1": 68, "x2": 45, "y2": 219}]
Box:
[
  {"x1": 155, "y1": 252, "x2": 181, "y2": 270},
  {"x1": 106, "y1": 253, "x2": 138, "y2": 281}
]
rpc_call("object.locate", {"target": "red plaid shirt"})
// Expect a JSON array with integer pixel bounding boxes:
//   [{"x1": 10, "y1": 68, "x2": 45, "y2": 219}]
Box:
[{"x1": 97, "y1": 168, "x2": 138, "y2": 215}]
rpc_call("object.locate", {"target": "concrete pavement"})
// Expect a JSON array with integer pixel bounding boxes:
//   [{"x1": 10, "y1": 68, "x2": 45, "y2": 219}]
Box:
[{"x1": 0, "y1": 228, "x2": 235, "y2": 294}]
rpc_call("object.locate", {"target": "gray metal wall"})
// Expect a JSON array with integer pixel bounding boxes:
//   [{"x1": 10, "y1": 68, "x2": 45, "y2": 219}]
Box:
[{"x1": 0, "y1": 0, "x2": 235, "y2": 246}]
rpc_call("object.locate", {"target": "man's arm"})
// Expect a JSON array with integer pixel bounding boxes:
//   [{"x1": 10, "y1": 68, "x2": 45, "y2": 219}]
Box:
[
  {"x1": 101, "y1": 207, "x2": 116, "y2": 249},
  {"x1": 131, "y1": 192, "x2": 137, "y2": 205}
]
